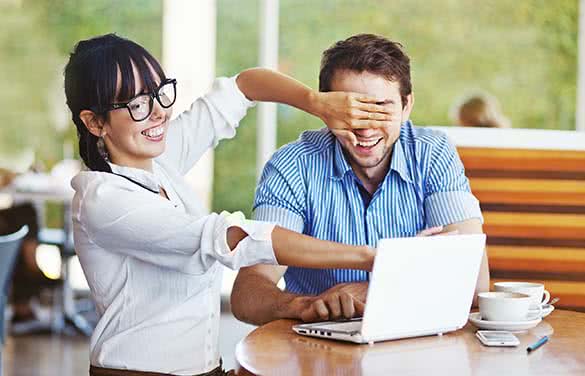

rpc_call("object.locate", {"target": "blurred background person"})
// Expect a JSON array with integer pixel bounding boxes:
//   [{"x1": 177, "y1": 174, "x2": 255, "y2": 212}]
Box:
[
  {"x1": 0, "y1": 170, "x2": 58, "y2": 327},
  {"x1": 451, "y1": 92, "x2": 511, "y2": 128}
]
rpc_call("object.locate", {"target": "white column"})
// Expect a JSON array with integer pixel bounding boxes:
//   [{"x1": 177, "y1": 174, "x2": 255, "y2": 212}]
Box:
[
  {"x1": 256, "y1": 0, "x2": 279, "y2": 179},
  {"x1": 162, "y1": 0, "x2": 217, "y2": 209},
  {"x1": 577, "y1": 0, "x2": 585, "y2": 131}
]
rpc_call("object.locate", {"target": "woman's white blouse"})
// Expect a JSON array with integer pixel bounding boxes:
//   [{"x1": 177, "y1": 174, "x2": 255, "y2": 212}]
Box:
[{"x1": 71, "y1": 76, "x2": 277, "y2": 375}]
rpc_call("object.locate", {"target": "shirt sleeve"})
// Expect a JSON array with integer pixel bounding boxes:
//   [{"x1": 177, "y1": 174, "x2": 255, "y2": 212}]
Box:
[
  {"x1": 159, "y1": 75, "x2": 256, "y2": 175},
  {"x1": 75, "y1": 178, "x2": 276, "y2": 275},
  {"x1": 252, "y1": 159, "x2": 306, "y2": 233},
  {"x1": 423, "y1": 134, "x2": 483, "y2": 227}
]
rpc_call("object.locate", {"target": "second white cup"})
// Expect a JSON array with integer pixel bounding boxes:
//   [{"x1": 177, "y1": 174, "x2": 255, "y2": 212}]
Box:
[{"x1": 494, "y1": 282, "x2": 550, "y2": 309}]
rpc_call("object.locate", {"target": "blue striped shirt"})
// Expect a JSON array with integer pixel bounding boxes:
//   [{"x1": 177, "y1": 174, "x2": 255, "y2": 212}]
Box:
[{"x1": 253, "y1": 121, "x2": 482, "y2": 295}]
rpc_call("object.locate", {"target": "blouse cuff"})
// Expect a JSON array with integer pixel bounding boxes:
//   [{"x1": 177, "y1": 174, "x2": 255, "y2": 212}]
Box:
[
  {"x1": 213, "y1": 211, "x2": 277, "y2": 269},
  {"x1": 205, "y1": 75, "x2": 256, "y2": 127}
]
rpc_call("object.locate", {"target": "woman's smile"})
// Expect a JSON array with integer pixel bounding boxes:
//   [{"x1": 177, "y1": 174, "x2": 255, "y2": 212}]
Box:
[{"x1": 140, "y1": 122, "x2": 166, "y2": 142}]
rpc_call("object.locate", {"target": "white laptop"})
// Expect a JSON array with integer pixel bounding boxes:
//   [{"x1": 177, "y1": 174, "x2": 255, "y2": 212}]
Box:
[{"x1": 293, "y1": 234, "x2": 486, "y2": 344}]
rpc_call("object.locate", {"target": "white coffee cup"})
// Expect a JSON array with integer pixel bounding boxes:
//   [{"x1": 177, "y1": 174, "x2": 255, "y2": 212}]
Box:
[
  {"x1": 493, "y1": 282, "x2": 550, "y2": 309},
  {"x1": 478, "y1": 292, "x2": 534, "y2": 321}
]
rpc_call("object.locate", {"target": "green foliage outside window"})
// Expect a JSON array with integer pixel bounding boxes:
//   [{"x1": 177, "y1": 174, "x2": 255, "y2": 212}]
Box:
[
  {"x1": 0, "y1": 0, "x2": 578, "y2": 222},
  {"x1": 214, "y1": 0, "x2": 579, "y2": 216}
]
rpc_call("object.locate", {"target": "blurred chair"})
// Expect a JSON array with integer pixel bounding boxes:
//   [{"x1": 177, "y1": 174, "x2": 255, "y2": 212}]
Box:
[
  {"x1": 0, "y1": 225, "x2": 28, "y2": 345},
  {"x1": 37, "y1": 227, "x2": 94, "y2": 336}
]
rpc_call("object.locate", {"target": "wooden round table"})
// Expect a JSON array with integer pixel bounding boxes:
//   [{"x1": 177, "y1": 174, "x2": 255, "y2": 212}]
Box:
[{"x1": 235, "y1": 310, "x2": 585, "y2": 375}]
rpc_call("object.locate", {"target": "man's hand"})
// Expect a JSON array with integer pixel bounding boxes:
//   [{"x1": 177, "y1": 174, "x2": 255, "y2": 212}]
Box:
[{"x1": 298, "y1": 282, "x2": 368, "y2": 322}]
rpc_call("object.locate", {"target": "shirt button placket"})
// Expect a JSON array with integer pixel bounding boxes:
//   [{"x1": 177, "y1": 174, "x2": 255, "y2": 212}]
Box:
[
  {"x1": 365, "y1": 208, "x2": 373, "y2": 246},
  {"x1": 205, "y1": 289, "x2": 214, "y2": 368}
]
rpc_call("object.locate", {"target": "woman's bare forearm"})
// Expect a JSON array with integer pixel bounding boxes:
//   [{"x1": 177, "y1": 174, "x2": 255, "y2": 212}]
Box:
[
  {"x1": 236, "y1": 68, "x2": 321, "y2": 116},
  {"x1": 271, "y1": 226, "x2": 375, "y2": 271},
  {"x1": 226, "y1": 224, "x2": 374, "y2": 270},
  {"x1": 235, "y1": 68, "x2": 393, "y2": 132}
]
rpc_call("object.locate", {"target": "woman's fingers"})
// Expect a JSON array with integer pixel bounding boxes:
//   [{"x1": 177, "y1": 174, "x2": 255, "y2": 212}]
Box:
[
  {"x1": 416, "y1": 226, "x2": 461, "y2": 237},
  {"x1": 348, "y1": 119, "x2": 393, "y2": 129},
  {"x1": 355, "y1": 100, "x2": 393, "y2": 114},
  {"x1": 350, "y1": 110, "x2": 392, "y2": 121},
  {"x1": 319, "y1": 91, "x2": 399, "y2": 132},
  {"x1": 437, "y1": 230, "x2": 459, "y2": 236},
  {"x1": 417, "y1": 226, "x2": 444, "y2": 237},
  {"x1": 353, "y1": 94, "x2": 389, "y2": 104},
  {"x1": 331, "y1": 129, "x2": 358, "y2": 146}
]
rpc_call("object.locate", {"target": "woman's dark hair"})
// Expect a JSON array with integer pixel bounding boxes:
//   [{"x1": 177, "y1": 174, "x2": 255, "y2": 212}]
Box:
[
  {"x1": 64, "y1": 33, "x2": 166, "y2": 172},
  {"x1": 319, "y1": 34, "x2": 411, "y2": 107}
]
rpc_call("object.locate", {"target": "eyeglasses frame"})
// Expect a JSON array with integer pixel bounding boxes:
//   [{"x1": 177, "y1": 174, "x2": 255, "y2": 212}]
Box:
[{"x1": 93, "y1": 78, "x2": 177, "y2": 122}]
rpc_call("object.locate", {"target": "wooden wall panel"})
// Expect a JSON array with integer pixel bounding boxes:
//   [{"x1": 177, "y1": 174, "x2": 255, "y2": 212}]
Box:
[{"x1": 460, "y1": 146, "x2": 585, "y2": 310}]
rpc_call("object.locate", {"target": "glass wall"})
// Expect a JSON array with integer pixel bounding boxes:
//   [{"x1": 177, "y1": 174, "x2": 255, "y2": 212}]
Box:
[
  {"x1": 0, "y1": 0, "x2": 162, "y2": 170},
  {"x1": 0, "y1": 0, "x2": 162, "y2": 225},
  {"x1": 0, "y1": 0, "x2": 579, "y2": 219},
  {"x1": 214, "y1": 0, "x2": 579, "y2": 216}
]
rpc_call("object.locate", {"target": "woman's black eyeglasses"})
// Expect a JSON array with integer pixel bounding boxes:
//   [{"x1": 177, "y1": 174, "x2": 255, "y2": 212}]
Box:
[{"x1": 95, "y1": 78, "x2": 177, "y2": 122}]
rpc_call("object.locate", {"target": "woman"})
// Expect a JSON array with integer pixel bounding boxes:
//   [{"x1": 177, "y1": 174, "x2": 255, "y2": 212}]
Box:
[{"x1": 65, "y1": 34, "x2": 392, "y2": 376}]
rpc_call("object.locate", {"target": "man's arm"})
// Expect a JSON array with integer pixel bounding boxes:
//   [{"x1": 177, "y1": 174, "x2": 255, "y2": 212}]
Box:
[
  {"x1": 443, "y1": 218, "x2": 490, "y2": 306},
  {"x1": 231, "y1": 264, "x2": 367, "y2": 326},
  {"x1": 230, "y1": 226, "x2": 448, "y2": 326},
  {"x1": 230, "y1": 264, "x2": 293, "y2": 326}
]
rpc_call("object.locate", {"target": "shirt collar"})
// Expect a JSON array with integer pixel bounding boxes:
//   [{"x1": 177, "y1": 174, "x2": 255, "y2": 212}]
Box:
[
  {"x1": 330, "y1": 121, "x2": 414, "y2": 184},
  {"x1": 332, "y1": 140, "x2": 353, "y2": 180},
  {"x1": 108, "y1": 162, "x2": 161, "y2": 193},
  {"x1": 389, "y1": 132, "x2": 413, "y2": 184}
]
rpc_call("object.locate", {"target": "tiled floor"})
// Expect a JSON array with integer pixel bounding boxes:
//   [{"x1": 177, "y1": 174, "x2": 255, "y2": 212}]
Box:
[{"x1": 1, "y1": 312, "x2": 256, "y2": 376}]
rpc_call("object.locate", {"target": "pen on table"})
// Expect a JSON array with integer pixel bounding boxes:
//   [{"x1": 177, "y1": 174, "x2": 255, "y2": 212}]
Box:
[{"x1": 527, "y1": 336, "x2": 549, "y2": 353}]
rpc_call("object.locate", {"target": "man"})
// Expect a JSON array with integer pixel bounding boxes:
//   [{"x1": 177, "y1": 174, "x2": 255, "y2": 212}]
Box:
[{"x1": 231, "y1": 34, "x2": 489, "y2": 325}]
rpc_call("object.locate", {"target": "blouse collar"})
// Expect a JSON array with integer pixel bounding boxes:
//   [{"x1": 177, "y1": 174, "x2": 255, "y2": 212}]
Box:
[{"x1": 107, "y1": 162, "x2": 162, "y2": 193}]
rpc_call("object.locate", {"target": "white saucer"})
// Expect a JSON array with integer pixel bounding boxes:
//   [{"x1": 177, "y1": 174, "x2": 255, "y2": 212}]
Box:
[
  {"x1": 468, "y1": 312, "x2": 542, "y2": 331},
  {"x1": 529, "y1": 304, "x2": 555, "y2": 318}
]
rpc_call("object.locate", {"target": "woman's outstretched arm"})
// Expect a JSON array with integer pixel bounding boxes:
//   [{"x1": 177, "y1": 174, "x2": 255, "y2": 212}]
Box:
[
  {"x1": 236, "y1": 68, "x2": 395, "y2": 132},
  {"x1": 227, "y1": 225, "x2": 375, "y2": 271}
]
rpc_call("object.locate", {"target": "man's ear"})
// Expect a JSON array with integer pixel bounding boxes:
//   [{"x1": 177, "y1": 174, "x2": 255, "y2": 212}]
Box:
[
  {"x1": 401, "y1": 93, "x2": 415, "y2": 121},
  {"x1": 79, "y1": 110, "x2": 106, "y2": 137}
]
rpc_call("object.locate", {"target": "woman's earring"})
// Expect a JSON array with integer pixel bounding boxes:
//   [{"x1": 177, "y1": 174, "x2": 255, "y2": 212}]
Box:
[{"x1": 97, "y1": 136, "x2": 110, "y2": 162}]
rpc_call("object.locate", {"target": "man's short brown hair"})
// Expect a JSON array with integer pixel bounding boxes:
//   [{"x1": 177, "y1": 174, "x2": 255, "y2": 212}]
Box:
[{"x1": 319, "y1": 34, "x2": 412, "y2": 106}]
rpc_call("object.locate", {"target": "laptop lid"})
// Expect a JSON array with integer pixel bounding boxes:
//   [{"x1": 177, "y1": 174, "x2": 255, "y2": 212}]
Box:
[{"x1": 361, "y1": 234, "x2": 486, "y2": 342}]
